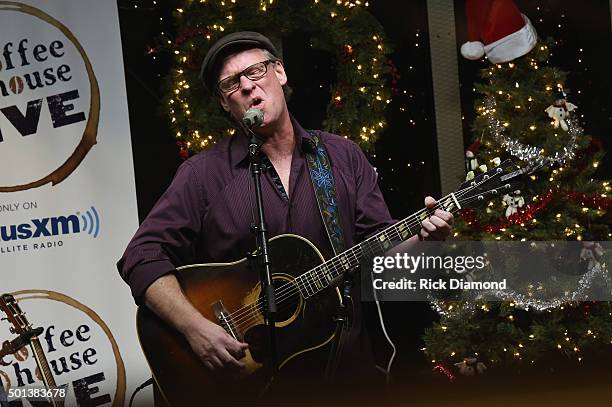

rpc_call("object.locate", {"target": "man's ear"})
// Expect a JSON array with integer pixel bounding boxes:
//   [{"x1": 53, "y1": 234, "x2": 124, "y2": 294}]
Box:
[
  {"x1": 218, "y1": 93, "x2": 230, "y2": 112},
  {"x1": 272, "y1": 61, "x2": 287, "y2": 86}
]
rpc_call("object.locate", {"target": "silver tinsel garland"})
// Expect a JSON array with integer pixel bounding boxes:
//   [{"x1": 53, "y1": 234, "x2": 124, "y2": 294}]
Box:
[
  {"x1": 430, "y1": 262, "x2": 611, "y2": 316},
  {"x1": 484, "y1": 96, "x2": 581, "y2": 167}
]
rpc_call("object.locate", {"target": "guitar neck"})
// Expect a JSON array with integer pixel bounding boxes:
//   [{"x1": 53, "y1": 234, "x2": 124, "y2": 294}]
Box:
[
  {"x1": 297, "y1": 192, "x2": 463, "y2": 298},
  {"x1": 30, "y1": 336, "x2": 63, "y2": 407},
  {"x1": 0, "y1": 294, "x2": 63, "y2": 407}
]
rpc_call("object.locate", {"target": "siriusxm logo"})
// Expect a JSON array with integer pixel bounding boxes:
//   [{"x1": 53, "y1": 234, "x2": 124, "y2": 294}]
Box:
[{"x1": 0, "y1": 206, "x2": 100, "y2": 242}]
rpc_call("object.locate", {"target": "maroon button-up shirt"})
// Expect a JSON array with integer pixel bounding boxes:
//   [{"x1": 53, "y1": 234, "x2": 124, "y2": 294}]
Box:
[{"x1": 118, "y1": 116, "x2": 394, "y2": 305}]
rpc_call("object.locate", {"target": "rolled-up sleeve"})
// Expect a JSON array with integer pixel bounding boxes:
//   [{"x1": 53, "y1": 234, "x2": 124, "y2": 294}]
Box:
[{"x1": 117, "y1": 160, "x2": 205, "y2": 304}]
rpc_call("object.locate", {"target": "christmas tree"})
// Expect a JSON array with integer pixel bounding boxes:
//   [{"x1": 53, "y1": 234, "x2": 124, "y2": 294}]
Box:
[
  {"x1": 456, "y1": 40, "x2": 609, "y2": 242},
  {"x1": 423, "y1": 0, "x2": 611, "y2": 376}
]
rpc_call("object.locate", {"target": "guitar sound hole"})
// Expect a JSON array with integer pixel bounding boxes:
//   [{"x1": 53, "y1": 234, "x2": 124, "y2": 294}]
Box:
[{"x1": 257, "y1": 276, "x2": 301, "y2": 326}]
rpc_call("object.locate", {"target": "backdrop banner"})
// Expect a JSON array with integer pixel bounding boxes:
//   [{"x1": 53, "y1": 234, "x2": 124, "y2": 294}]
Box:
[{"x1": 0, "y1": 1, "x2": 148, "y2": 405}]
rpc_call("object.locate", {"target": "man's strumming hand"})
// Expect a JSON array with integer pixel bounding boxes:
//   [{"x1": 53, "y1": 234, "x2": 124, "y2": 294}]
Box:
[{"x1": 183, "y1": 316, "x2": 249, "y2": 372}]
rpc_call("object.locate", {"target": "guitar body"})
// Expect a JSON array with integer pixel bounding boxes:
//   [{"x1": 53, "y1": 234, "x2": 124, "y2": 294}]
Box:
[{"x1": 137, "y1": 234, "x2": 341, "y2": 405}]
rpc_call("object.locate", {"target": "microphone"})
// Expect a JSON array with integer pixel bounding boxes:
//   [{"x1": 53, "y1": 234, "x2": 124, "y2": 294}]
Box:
[{"x1": 242, "y1": 108, "x2": 264, "y2": 129}]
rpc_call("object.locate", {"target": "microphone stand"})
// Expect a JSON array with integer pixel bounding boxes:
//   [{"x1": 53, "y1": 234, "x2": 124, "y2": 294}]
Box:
[{"x1": 241, "y1": 120, "x2": 279, "y2": 378}]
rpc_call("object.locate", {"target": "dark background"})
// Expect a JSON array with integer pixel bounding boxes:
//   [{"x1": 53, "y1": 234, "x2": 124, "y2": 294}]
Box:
[{"x1": 117, "y1": 0, "x2": 611, "y2": 380}]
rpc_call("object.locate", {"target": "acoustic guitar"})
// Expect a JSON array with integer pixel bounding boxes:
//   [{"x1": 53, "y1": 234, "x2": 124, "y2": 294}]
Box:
[{"x1": 137, "y1": 159, "x2": 530, "y2": 405}]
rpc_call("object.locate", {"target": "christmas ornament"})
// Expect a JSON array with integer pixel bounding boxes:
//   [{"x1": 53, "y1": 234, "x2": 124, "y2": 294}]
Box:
[
  {"x1": 454, "y1": 357, "x2": 487, "y2": 376},
  {"x1": 176, "y1": 140, "x2": 189, "y2": 160},
  {"x1": 580, "y1": 242, "x2": 604, "y2": 271},
  {"x1": 545, "y1": 97, "x2": 578, "y2": 132},
  {"x1": 502, "y1": 189, "x2": 525, "y2": 218},
  {"x1": 333, "y1": 92, "x2": 344, "y2": 110},
  {"x1": 465, "y1": 141, "x2": 481, "y2": 171},
  {"x1": 460, "y1": 0, "x2": 537, "y2": 63},
  {"x1": 485, "y1": 97, "x2": 581, "y2": 166}
]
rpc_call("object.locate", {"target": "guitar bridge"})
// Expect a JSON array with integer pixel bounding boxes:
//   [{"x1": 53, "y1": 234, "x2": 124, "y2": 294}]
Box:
[{"x1": 212, "y1": 301, "x2": 242, "y2": 341}]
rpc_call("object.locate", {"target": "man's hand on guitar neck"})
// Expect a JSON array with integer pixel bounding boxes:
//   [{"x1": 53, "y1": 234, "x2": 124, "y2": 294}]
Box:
[
  {"x1": 144, "y1": 274, "x2": 249, "y2": 371},
  {"x1": 385, "y1": 196, "x2": 453, "y2": 256},
  {"x1": 419, "y1": 196, "x2": 453, "y2": 241}
]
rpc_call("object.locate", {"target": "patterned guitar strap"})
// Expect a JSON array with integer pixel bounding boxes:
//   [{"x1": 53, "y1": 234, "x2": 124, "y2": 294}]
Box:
[
  {"x1": 305, "y1": 130, "x2": 352, "y2": 380},
  {"x1": 305, "y1": 130, "x2": 345, "y2": 256}
]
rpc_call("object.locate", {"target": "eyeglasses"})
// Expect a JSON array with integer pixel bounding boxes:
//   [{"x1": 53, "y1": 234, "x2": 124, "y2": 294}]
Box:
[{"x1": 217, "y1": 60, "x2": 276, "y2": 93}]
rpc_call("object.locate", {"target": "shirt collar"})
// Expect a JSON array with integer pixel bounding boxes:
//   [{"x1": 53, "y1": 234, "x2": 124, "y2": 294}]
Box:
[{"x1": 230, "y1": 113, "x2": 314, "y2": 168}]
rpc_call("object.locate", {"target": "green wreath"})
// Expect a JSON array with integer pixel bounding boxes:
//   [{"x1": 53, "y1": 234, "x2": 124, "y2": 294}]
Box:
[{"x1": 161, "y1": 0, "x2": 393, "y2": 156}]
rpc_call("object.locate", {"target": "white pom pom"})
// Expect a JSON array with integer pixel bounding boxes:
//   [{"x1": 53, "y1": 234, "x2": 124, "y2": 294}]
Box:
[{"x1": 461, "y1": 41, "x2": 485, "y2": 60}]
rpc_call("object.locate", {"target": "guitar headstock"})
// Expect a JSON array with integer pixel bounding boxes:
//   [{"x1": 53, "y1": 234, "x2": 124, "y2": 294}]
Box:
[
  {"x1": 453, "y1": 159, "x2": 536, "y2": 210},
  {"x1": 0, "y1": 294, "x2": 32, "y2": 335}
]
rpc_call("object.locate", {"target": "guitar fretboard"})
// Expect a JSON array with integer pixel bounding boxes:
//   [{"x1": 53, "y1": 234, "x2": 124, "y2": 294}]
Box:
[
  {"x1": 30, "y1": 337, "x2": 57, "y2": 386},
  {"x1": 295, "y1": 192, "x2": 463, "y2": 298}
]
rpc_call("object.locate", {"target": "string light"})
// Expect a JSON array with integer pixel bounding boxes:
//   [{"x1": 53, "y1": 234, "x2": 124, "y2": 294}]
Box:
[{"x1": 157, "y1": 0, "x2": 391, "y2": 154}]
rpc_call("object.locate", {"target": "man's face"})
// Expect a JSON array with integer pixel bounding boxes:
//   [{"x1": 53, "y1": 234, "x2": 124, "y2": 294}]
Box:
[{"x1": 217, "y1": 48, "x2": 287, "y2": 131}]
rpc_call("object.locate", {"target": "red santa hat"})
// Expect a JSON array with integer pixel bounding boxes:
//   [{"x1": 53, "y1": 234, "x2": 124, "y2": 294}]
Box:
[
  {"x1": 461, "y1": 0, "x2": 537, "y2": 63},
  {"x1": 466, "y1": 141, "x2": 481, "y2": 156}
]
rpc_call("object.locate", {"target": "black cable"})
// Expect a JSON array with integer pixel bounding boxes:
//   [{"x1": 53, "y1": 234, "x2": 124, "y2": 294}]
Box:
[{"x1": 128, "y1": 377, "x2": 154, "y2": 407}]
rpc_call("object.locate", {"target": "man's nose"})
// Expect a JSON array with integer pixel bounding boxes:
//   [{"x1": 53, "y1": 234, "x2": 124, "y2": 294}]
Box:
[{"x1": 239, "y1": 75, "x2": 256, "y2": 93}]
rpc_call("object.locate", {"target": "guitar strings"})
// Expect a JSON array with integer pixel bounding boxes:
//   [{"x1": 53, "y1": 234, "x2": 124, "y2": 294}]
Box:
[
  {"x1": 227, "y1": 182, "x2": 498, "y2": 330},
  {"x1": 226, "y1": 177, "x2": 503, "y2": 330}
]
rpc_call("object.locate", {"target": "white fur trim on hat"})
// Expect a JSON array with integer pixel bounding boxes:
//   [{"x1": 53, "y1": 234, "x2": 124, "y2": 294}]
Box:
[
  {"x1": 461, "y1": 41, "x2": 485, "y2": 60},
  {"x1": 484, "y1": 14, "x2": 537, "y2": 63}
]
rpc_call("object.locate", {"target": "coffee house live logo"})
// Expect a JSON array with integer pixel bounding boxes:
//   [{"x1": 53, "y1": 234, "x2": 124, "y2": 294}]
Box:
[
  {"x1": 0, "y1": 2, "x2": 100, "y2": 192},
  {"x1": 0, "y1": 290, "x2": 126, "y2": 406}
]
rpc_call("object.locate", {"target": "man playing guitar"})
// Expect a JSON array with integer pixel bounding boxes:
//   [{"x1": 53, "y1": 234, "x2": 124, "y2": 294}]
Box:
[{"x1": 117, "y1": 31, "x2": 453, "y2": 403}]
